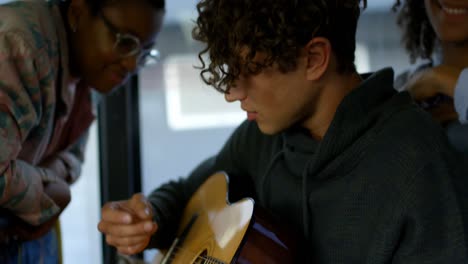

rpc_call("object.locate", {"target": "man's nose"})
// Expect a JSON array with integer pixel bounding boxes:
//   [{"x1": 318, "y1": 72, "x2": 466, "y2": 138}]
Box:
[{"x1": 224, "y1": 83, "x2": 247, "y2": 102}]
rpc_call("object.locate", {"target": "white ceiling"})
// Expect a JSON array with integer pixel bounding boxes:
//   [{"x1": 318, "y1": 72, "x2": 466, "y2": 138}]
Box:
[
  {"x1": 163, "y1": 0, "x2": 394, "y2": 23},
  {"x1": 0, "y1": 0, "x2": 395, "y2": 23}
]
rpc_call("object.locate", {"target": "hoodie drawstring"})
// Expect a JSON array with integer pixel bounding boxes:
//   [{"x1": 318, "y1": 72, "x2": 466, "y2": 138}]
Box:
[
  {"x1": 260, "y1": 150, "x2": 285, "y2": 209},
  {"x1": 302, "y1": 158, "x2": 315, "y2": 238}
]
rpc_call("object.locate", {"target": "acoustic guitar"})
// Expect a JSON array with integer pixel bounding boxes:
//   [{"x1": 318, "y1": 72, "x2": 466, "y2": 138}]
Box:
[{"x1": 152, "y1": 171, "x2": 297, "y2": 264}]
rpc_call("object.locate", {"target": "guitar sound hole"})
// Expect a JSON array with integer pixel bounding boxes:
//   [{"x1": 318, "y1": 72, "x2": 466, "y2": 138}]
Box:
[{"x1": 194, "y1": 250, "x2": 208, "y2": 264}]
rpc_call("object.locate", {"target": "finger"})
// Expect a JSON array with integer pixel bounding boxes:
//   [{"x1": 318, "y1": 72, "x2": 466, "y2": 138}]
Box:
[
  {"x1": 101, "y1": 202, "x2": 133, "y2": 224},
  {"x1": 98, "y1": 220, "x2": 157, "y2": 238},
  {"x1": 428, "y1": 103, "x2": 458, "y2": 123},
  {"x1": 117, "y1": 243, "x2": 148, "y2": 256},
  {"x1": 106, "y1": 234, "x2": 151, "y2": 248},
  {"x1": 410, "y1": 89, "x2": 436, "y2": 101},
  {"x1": 407, "y1": 83, "x2": 437, "y2": 101},
  {"x1": 128, "y1": 193, "x2": 154, "y2": 220},
  {"x1": 405, "y1": 72, "x2": 440, "y2": 101}
]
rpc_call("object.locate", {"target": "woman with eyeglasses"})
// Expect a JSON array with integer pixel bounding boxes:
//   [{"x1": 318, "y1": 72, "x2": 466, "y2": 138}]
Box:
[
  {"x1": 393, "y1": 0, "x2": 468, "y2": 154},
  {"x1": 0, "y1": 0, "x2": 165, "y2": 262}
]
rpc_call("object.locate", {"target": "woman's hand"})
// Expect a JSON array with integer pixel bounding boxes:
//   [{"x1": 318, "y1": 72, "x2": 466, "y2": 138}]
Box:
[
  {"x1": 404, "y1": 65, "x2": 463, "y2": 123},
  {"x1": 404, "y1": 65, "x2": 462, "y2": 100}
]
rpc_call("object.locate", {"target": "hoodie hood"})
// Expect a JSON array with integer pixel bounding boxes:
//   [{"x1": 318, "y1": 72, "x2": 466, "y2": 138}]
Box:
[
  {"x1": 273, "y1": 68, "x2": 414, "y2": 241},
  {"x1": 281, "y1": 68, "x2": 412, "y2": 179}
]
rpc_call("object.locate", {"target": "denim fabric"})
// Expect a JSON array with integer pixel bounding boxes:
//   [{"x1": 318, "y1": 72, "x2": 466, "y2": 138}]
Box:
[{"x1": 0, "y1": 229, "x2": 59, "y2": 264}]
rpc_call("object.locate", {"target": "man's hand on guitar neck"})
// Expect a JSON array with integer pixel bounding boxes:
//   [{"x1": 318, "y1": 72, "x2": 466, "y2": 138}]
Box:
[{"x1": 98, "y1": 193, "x2": 158, "y2": 255}]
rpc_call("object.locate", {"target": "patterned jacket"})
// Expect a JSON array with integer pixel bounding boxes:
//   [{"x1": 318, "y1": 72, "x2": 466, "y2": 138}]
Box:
[{"x1": 0, "y1": 0, "x2": 95, "y2": 225}]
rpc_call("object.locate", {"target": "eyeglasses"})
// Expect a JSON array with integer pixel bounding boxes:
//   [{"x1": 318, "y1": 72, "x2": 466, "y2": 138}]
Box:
[{"x1": 99, "y1": 12, "x2": 160, "y2": 67}]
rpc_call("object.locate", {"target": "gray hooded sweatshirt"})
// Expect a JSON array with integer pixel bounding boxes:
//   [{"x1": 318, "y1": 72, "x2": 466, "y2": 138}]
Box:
[{"x1": 147, "y1": 68, "x2": 468, "y2": 263}]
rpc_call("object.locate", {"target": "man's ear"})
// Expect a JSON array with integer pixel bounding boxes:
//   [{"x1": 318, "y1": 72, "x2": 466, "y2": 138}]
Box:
[
  {"x1": 68, "y1": 0, "x2": 87, "y2": 32},
  {"x1": 304, "y1": 37, "x2": 331, "y2": 81}
]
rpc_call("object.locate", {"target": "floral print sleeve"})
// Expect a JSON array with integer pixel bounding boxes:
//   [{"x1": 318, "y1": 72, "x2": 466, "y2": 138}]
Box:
[{"x1": 0, "y1": 31, "x2": 60, "y2": 225}]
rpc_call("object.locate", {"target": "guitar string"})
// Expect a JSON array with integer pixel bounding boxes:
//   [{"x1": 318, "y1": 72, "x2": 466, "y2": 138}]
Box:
[
  {"x1": 168, "y1": 247, "x2": 225, "y2": 264},
  {"x1": 166, "y1": 251, "x2": 225, "y2": 264},
  {"x1": 166, "y1": 246, "x2": 226, "y2": 264}
]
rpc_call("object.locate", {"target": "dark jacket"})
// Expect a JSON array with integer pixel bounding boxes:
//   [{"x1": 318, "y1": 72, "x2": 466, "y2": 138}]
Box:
[{"x1": 148, "y1": 68, "x2": 468, "y2": 263}]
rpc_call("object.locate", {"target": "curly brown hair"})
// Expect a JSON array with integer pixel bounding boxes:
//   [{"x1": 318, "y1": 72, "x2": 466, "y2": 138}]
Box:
[
  {"x1": 193, "y1": 0, "x2": 367, "y2": 93},
  {"x1": 393, "y1": 0, "x2": 437, "y2": 63}
]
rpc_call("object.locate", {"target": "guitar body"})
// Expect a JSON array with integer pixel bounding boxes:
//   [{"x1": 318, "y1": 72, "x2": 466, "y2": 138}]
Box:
[{"x1": 154, "y1": 172, "x2": 297, "y2": 264}]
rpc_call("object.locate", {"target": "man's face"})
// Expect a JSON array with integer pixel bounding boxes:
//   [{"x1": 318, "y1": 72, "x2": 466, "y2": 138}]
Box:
[{"x1": 224, "y1": 52, "x2": 322, "y2": 135}]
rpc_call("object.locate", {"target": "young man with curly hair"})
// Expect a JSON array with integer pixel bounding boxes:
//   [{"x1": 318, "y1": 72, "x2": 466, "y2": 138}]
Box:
[
  {"x1": 98, "y1": 0, "x2": 468, "y2": 262},
  {"x1": 393, "y1": 0, "x2": 468, "y2": 153}
]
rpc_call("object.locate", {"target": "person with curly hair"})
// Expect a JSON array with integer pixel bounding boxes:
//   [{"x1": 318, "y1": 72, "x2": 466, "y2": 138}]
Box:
[
  {"x1": 0, "y1": 0, "x2": 165, "y2": 262},
  {"x1": 394, "y1": 0, "x2": 468, "y2": 153},
  {"x1": 98, "y1": 0, "x2": 468, "y2": 262}
]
